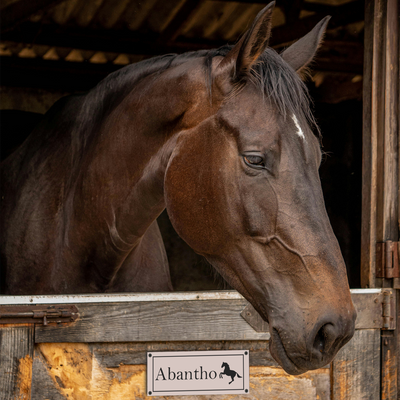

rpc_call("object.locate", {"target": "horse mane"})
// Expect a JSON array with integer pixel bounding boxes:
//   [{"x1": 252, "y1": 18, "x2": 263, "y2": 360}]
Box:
[
  {"x1": 89, "y1": 44, "x2": 319, "y2": 139},
  {"x1": 203, "y1": 45, "x2": 319, "y2": 137}
]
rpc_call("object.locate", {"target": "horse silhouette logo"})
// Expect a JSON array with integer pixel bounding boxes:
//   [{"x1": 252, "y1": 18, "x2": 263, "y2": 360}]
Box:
[{"x1": 219, "y1": 362, "x2": 242, "y2": 384}]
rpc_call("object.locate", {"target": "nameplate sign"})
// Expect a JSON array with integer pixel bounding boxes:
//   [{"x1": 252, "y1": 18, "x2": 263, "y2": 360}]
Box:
[{"x1": 147, "y1": 350, "x2": 250, "y2": 396}]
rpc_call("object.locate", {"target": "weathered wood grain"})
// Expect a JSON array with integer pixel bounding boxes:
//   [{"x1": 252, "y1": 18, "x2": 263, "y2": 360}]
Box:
[
  {"x1": 372, "y1": 0, "x2": 387, "y2": 288},
  {"x1": 92, "y1": 340, "x2": 280, "y2": 368},
  {"x1": 33, "y1": 291, "x2": 384, "y2": 343},
  {"x1": 361, "y1": 0, "x2": 378, "y2": 289},
  {"x1": 30, "y1": 342, "x2": 330, "y2": 400},
  {"x1": 31, "y1": 347, "x2": 65, "y2": 400},
  {"x1": 35, "y1": 299, "x2": 270, "y2": 343},
  {"x1": 331, "y1": 329, "x2": 381, "y2": 400},
  {"x1": 381, "y1": 331, "x2": 398, "y2": 400},
  {"x1": 383, "y1": 0, "x2": 399, "y2": 244},
  {"x1": 0, "y1": 325, "x2": 34, "y2": 400}
]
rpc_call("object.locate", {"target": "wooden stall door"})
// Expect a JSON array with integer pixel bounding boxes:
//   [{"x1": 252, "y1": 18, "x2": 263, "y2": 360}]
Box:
[{"x1": 0, "y1": 290, "x2": 391, "y2": 400}]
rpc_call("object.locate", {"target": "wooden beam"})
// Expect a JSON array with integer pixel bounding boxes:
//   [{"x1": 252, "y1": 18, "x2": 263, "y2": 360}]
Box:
[
  {"x1": 0, "y1": 0, "x2": 65, "y2": 33},
  {"x1": 269, "y1": 0, "x2": 364, "y2": 47},
  {"x1": 0, "y1": 56, "x2": 122, "y2": 91},
  {"x1": 361, "y1": 0, "x2": 383, "y2": 289},
  {"x1": 34, "y1": 299, "x2": 271, "y2": 343},
  {"x1": 1, "y1": 22, "x2": 217, "y2": 56},
  {"x1": 0, "y1": 47, "x2": 363, "y2": 93},
  {"x1": 161, "y1": 0, "x2": 206, "y2": 43},
  {"x1": 210, "y1": 0, "x2": 364, "y2": 19},
  {"x1": 9, "y1": 289, "x2": 384, "y2": 343},
  {"x1": 2, "y1": 0, "x2": 364, "y2": 53}
]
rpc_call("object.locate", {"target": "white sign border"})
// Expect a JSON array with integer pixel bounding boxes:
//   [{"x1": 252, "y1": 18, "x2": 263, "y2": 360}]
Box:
[{"x1": 147, "y1": 350, "x2": 250, "y2": 396}]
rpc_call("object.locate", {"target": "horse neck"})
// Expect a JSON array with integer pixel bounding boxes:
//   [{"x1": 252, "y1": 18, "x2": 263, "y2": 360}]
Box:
[{"x1": 69, "y1": 68, "x2": 208, "y2": 254}]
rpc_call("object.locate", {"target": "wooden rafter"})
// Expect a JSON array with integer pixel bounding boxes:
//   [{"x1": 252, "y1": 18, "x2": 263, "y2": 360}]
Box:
[
  {"x1": 269, "y1": 0, "x2": 364, "y2": 47},
  {"x1": 0, "y1": 0, "x2": 65, "y2": 33},
  {"x1": 2, "y1": 0, "x2": 364, "y2": 57},
  {"x1": 161, "y1": 0, "x2": 206, "y2": 43},
  {"x1": 0, "y1": 38, "x2": 363, "y2": 92}
]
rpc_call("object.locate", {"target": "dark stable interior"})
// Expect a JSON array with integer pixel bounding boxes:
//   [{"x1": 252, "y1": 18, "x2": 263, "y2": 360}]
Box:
[{"x1": 0, "y1": 0, "x2": 364, "y2": 291}]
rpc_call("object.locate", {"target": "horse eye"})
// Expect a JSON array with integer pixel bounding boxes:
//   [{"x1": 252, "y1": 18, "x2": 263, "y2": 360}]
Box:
[{"x1": 244, "y1": 155, "x2": 265, "y2": 167}]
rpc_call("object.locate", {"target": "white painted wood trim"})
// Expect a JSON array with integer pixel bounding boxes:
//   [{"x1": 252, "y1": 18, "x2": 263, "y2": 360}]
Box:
[
  {"x1": 0, "y1": 290, "x2": 244, "y2": 305},
  {"x1": 0, "y1": 288, "x2": 382, "y2": 305},
  {"x1": 349, "y1": 288, "x2": 382, "y2": 294}
]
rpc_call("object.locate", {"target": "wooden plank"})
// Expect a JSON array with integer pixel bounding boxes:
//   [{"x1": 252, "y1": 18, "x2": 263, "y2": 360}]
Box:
[
  {"x1": 361, "y1": 0, "x2": 387, "y2": 288},
  {"x1": 397, "y1": 290, "x2": 400, "y2": 396},
  {"x1": 382, "y1": 0, "x2": 400, "y2": 378},
  {"x1": 383, "y1": 0, "x2": 399, "y2": 245},
  {"x1": 31, "y1": 290, "x2": 384, "y2": 343},
  {"x1": 70, "y1": 340, "x2": 280, "y2": 368},
  {"x1": 30, "y1": 342, "x2": 330, "y2": 400},
  {"x1": 381, "y1": 331, "x2": 398, "y2": 399},
  {"x1": 31, "y1": 346, "x2": 65, "y2": 400},
  {"x1": 35, "y1": 299, "x2": 270, "y2": 343},
  {"x1": 331, "y1": 329, "x2": 381, "y2": 400},
  {"x1": 1, "y1": 290, "x2": 245, "y2": 305},
  {"x1": 0, "y1": 325, "x2": 34, "y2": 400}
]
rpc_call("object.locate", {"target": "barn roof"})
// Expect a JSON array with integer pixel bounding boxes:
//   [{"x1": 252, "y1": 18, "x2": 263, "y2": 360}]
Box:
[{"x1": 1, "y1": 0, "x2": 364, "y2": 97}]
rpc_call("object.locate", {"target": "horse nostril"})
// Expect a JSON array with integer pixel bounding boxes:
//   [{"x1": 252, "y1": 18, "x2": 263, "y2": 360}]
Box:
[{"x1": 312, "y1": 323, "x2": 337, "y2": 355}]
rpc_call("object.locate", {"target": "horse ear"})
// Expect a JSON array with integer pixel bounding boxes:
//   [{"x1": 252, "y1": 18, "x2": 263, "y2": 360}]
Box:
[
  {"x1": 217, "y1": 1, "x2": 275, "y2": 81},
  {"x1": 281, "y1": 16, "x2": 331, "y2": 74}
]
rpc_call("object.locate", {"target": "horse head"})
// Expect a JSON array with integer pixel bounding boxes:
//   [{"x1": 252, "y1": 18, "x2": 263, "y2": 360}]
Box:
[{"x1": 165, "y1": 2, "x2": 356, "y2": 375}]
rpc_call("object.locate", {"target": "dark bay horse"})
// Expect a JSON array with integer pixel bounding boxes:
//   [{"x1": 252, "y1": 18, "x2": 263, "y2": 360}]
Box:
[{"x1": 1, "y1": 2, "x2": 356, "y2": 374}]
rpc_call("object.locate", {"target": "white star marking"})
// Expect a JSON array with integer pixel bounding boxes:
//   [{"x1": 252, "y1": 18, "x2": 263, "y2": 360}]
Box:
[{"x1": 292, "y1": 114, "x2": 305, "y2": 140}]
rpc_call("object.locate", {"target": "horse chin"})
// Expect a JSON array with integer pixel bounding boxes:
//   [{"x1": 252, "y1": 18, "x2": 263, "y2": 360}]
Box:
[{"x1": 269, "y1": 328, "x2": 307, "y2": 376}]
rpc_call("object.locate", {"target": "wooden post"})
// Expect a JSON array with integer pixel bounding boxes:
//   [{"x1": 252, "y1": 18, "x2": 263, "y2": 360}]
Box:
[
  {"x1": 362, "y1": 0, "x2": 400, "y2": 290},
  {"x1": 0, "y1": 325, "x2": 34, "y2": 400},
  {"x1": 362, "y1": 1, "x2": 399, "y2": 397}
]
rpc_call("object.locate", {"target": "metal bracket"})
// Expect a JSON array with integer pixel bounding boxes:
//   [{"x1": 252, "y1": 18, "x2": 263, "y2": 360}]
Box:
[
  {"x1": 382, "y1": 290, "x2": 396, "y2": 330},
  {"x1": 0, "y1": 304, "x2": 79, "y2": 325},
  {"x1": 240, "y1": 303, "x2": 269, "y2": 333},
  {"x1": 376, "y1": 241, "x2": 400, "y2": 278}
]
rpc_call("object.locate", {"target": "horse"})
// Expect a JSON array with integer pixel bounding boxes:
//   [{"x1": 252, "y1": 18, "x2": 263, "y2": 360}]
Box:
[
  {"x1": 219, "y1": 362, "x2": 242, "y2": 384},
  {"x1": 0, "y1": 2, "x2": 356, "y2": 375}
]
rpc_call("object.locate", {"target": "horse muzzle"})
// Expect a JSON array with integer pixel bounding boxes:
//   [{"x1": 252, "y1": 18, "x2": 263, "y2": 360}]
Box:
[{"x1": 269, "y1": 306, "x2": 357, "y2": 375}]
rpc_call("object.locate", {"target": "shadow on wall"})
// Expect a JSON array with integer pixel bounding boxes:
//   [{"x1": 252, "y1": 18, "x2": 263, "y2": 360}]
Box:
[{"x1": 317, "y1": 100, "x2": 362, "y2": 289}]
